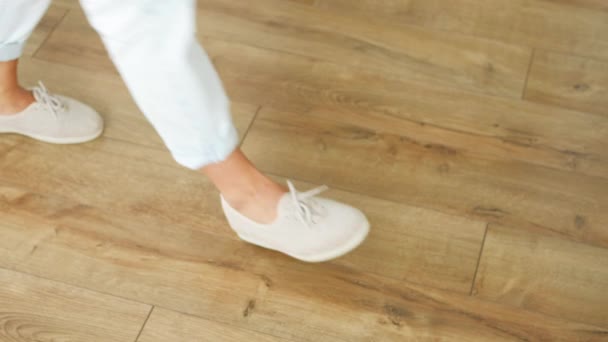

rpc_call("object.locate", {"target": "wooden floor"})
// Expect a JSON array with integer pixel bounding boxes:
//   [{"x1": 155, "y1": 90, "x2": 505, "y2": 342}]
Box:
[{"x1": 1, "y1": 0, "x2": 608, "y2": 341}]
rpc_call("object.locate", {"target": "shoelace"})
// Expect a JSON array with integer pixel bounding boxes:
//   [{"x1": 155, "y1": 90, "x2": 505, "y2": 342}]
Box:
[
  {"x1": 33, "y1": 81, "x2": 64, "y2": 117},
  {"x1": 287, "y1": 180, "x2": 328, "y2": 228}
]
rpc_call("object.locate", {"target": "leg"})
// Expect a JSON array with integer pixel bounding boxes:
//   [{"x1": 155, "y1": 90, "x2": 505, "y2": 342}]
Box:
[
  {"x1": 201, "y1": 149, "x2": 286, "y2": 224},
  {"x1": 0, "y1": 59, "x2": 35, "y2": 114},
  {"x1": 81, "y1": 0, "x2": 369, "y2": 261},
  {"x1": 0, "y1": 0, "x2": 103, "y2": 143},
  {"x1": 80, "y1": 0, "x2": 284, "y2": 223},
  {"x1": 0, "y1": 0, "x2": 51, "y2": 115}
]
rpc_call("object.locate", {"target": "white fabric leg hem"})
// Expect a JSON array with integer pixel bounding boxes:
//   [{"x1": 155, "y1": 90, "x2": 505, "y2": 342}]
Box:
[
  {"x1": 0, "y1": 42, "x2": 24, "y2": 61},
  {"x1": 172, "y1": 124, "x2": 240, "y2": 170}
]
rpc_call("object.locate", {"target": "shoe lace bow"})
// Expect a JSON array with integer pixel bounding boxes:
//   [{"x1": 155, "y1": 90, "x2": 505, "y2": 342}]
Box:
[
  {"x1": 33, "y1": 81, "x2": 65, "y2": 117},
  {"x1": 287, "y1": 180, "x2": 328, "y2": 228}
]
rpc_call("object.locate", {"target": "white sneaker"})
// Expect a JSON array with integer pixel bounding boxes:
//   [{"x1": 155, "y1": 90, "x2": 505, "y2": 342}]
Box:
[
  {"x1": 0, "y1": 82, "x2": 103, "y2": 144},
  {"x1": 221, "y1": 181, "x2": 370, "y2": 262}
]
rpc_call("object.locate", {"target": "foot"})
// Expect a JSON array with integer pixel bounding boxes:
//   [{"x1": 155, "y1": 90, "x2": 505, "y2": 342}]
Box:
[
  {"x1": 221, "y1": 175, "x2": 286, "y2": 224},
  {"x1": 221, "y1": 180, "x2": 370, "y2": 262},
  {"x1": 0, "y1": 81, "x2": 104, "y2": 144}
]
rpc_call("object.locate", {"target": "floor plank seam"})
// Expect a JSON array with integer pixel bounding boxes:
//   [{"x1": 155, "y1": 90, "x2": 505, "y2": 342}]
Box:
[
  {"x1": 2, "y1": 235, "x2": 607, "y2": 336},
  {"x1": 540, "y1": 47, "x2": 608, "y2": 64},
  {"x1": 4, "y1": 176, "x2": 605, "y2": 305},
  {"x1": 0, "y1": 264, "x2": 155, "y2": 308},
  {"x1": 247, "y1": 98, "x2": 607, "y2": 179},
  {"x1": 260, "y1": 169, "x2": 608, "y2": 249},
  {"x1": 1, "y1": 188, "x2": 482, "y2": 300},
  {"x1": 32, "y1": 7, "x2": 70, "y2": 58},
  {"x1": 26, "y1": 37, "x2": 608, "y2": 178},
  {"x1": 284, "y1": 2, "x2": 534, "y2": 67},
  {"x1": 201, "y1": 34, "x2": 527, "y2": 101},
  {"x1": 201, "y1": 34, "x2": 326, "y2": 65},
  {"x1": 469, "y1": 223, "x2": 489, "y2": 296},
  {"x1": 0, "y1": 265, "x2": 291, "y2": 341},
  {"x1": 239, "y1": 104, "x2": 264, "y2": 148},
  {"x1": 134, "y1": 305, "x2": 155, "y2": 342},
  {"x1": 520, "y1": 48, "x2": 536, "y2": 100}
]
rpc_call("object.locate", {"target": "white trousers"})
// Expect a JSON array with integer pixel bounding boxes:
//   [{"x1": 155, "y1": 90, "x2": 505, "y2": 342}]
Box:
[{"x1": 0, "y1": 0, "x2": 239, "y2": 169}]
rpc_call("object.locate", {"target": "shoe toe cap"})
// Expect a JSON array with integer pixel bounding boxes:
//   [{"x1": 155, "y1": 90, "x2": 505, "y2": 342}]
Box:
[
  {"x1": 300, "y1": 199, "x2": 370, "y2": 258},
  {"x1": 61, "y1": 96, "x2": 104, "y2": 138}
]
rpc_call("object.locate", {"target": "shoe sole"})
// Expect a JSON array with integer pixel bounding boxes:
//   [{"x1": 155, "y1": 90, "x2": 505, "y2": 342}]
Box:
[
  {"x1": 237, "y1": 219, "x2": 370, "y2": 263},
  {"x1": 0, "y1": 127, "x2": 104, "y2": 144}
]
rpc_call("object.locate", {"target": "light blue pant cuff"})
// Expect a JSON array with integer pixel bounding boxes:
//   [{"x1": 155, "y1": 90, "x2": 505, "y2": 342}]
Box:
[
  {"x1": 173, "y1": 124, "x2": 240, "y2": 170},
  {"x1": 0, "y1": 42, "x2": 25, "y2": 61}
]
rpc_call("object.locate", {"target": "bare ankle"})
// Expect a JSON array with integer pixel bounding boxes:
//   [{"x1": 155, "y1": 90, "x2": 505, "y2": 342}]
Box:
[
  {"x1": 0, "y1": 87, "x2": 35, "y2": 115},
  {"x1": 222, "y1": 178, "x2": 286, "y2": 224},
  {"x1": 201, "y1": 149, "x2": 288, "y2": 223},
  {"x1": 223, "y1": 177, "x2": 284, "y2": 208}
]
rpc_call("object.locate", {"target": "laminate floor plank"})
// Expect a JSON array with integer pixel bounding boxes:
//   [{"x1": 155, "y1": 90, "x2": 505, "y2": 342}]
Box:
[
  {"x1": 526, "y1": 50, "x2": 608, "y2": 118},
  {"x1": 0, "y1": 135, "x2": 486, "y2": 294},
  {"x1": 473, "y1": 224, "x2": 608, "y2": 328},
  {"x1": 137, "y1": 308, "x2": 285, "y2": 342},
  {"x1": 197, "y1": 0, "x2": 532, "y2": 99},
  {"x1": 0, "y1": 267, "x2": 150, "y2": 342},
  {"x1": 315, "y1": 0, "x2": 608, "y2": 61},
  {"x1": 203, "y1": 38, "x2": 608, "y2": 181},
  {"x1": 1, "y1": 182, "x2": 605, "y2": 341}
]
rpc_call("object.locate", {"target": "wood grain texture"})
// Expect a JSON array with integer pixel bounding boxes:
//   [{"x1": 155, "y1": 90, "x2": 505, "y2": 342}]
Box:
[
  {"x1": 526, "y1": 50, "x2": 608, "y2": 117},
  {"x1": 0, "y1": 268, "x2": 150, "y2": 342},
  {"x1": 315, "y1": 0, "x2": 608, "y2": 61},
  {"x1": 195, "y1": 0, "x2": 532, "y2": 99},
  {"x1": 473, "y1": 224, "x2": 608, "y2": 328},
  {"x1": 3, "y1": 1, "x2": 608, "y2": 340},
  {"x1": 0, "y1": 134, "x2": 485, "y2": 294},
  {"x1": 0, "y1": 189, "x2": 268, "y2": 336},
  {"x1": 209, "y1": 32, "x2": 608, "y2": 247},
  {"x1": 30, "y1": 10, "x2": 608, "y2": 179},
  {"x1": 138, "y1": 308, "x2": 284, "y2": 342},
  {"x1": 241, "y1": 104, "x2": 608, "y2": 247},
  {"x1": 205, "y1": 38, "x2": 608, "y2": 180},
  {"x1": 1, "y1": 182, "x2": 606, "y2": 341}
]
